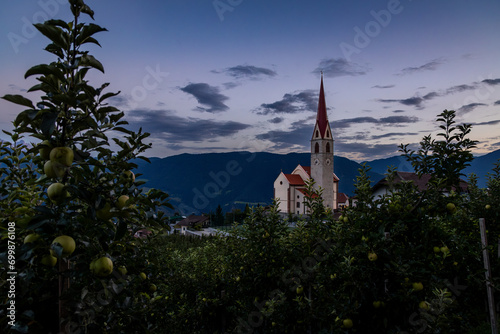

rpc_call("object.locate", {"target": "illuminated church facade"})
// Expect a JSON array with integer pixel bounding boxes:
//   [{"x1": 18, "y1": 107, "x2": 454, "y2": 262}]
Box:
[{"x1": 273, "y1": 76, "x2": 340, "y2": 215}]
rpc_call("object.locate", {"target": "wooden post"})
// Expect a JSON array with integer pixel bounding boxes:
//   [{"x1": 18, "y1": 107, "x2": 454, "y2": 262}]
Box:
[
  {"x1": 59, "y1": 258, "x2": 70, "y2": 334},
  {"x1": 479, "y1": 218, "x2": 498, "y2": 334},
  {"x1": 220, "y1": 290, "x2": 226, "y2": 333}
]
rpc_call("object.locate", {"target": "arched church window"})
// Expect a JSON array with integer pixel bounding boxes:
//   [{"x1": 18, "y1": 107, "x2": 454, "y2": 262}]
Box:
[
  {"x1": 326, "y1": 142, "x2": 331, "y2": 153},
  {"x1": 315, "y1": 130, "x2": 319, "y2": 138},
  {"x1": 315, "y1": 143, "x2": 319, "y2": 153},
  {"x1": 326, "y1": 130, "x2": 329, "y2": 137}
]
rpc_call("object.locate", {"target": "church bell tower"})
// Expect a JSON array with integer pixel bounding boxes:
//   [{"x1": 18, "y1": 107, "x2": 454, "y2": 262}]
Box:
[{"x1": 310, "y1": 74, "x2": 335, "y2": 209}]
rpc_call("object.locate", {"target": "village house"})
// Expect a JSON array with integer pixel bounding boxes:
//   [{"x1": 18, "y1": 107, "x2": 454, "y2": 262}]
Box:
[{"x1": 371, "y1": 171, "x2": 469, "y2": 199}]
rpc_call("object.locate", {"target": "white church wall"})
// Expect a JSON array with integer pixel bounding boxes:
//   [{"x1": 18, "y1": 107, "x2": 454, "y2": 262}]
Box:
[{"x1": 273, "y1": 173, "x2": 290, "y2": 213}]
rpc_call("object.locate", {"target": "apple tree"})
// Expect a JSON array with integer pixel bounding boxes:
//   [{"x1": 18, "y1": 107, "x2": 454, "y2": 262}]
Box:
[
  {"x1": 327, "y1": 109, "x2": 493, "y2": 332},
  {"x1": 0, "y1": 0, "x2": 171, "y2": 332}
]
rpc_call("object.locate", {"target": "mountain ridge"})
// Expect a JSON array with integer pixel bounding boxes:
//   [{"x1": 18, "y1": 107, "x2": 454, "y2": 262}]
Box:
[
  {"x1": 363, "y1": 149, "x2": 500, "y2": 187},
  {"x1": 134, "y1": 149, "x2": 499, "y2": 215}
]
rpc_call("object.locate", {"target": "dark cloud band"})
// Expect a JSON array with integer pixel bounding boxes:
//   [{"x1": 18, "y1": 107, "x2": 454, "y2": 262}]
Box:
[
  {"x1": 180, "y1": 83, "x2": 229, "y2": 113},
  {"x1": 127, "y1": 109, "x2": 250, "y2": 143}
]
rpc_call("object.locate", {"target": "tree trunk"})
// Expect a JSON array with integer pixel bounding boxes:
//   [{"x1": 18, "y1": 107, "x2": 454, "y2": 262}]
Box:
[{"x1": 59, "y1": 259, "x2": 70, "y2": 334}]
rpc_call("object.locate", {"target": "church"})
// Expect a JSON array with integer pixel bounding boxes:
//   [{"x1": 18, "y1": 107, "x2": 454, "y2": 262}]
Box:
[{"x1": 273, "y1": 76, "x2": 340, "y2": 215}]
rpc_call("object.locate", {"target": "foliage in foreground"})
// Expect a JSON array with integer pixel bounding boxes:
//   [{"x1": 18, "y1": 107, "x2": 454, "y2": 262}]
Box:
[
  {"x1": 130, "y1": 159, "x2": 499, "y2": 334},
  {"x1": 0, "y1": 0, "x2": 499, "y2": 333},
  {"x1": 0, "y1": 1, "x2": 170, "y2": 333}
]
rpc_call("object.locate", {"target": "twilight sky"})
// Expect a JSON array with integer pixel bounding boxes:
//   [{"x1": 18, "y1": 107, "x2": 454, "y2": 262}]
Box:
[{"x1": 1, "y1": 0, "x2": 500, "y2": 161}]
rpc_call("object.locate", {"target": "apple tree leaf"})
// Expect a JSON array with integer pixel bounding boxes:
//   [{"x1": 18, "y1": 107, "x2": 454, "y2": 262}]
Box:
[
  {"x1": 34, "y1": 23, "x2": 69, "y2": 49},
  {"x1": 40, "y1": 112, "x2": 58, "y2": 137},
  {"x1": 80, "y1": 54, "x2": 105, "y2": 73},
  {"x1": 2, "y1": 94, "x2": 35, "y2": 109}
]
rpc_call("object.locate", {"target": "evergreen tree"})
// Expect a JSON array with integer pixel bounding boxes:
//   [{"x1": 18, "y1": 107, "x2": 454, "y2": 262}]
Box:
[{"x1": 215, "y1": 204, "x2": 224, "y2": 226}]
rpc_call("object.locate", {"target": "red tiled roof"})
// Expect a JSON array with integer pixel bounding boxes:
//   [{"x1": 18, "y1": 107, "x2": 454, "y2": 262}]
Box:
[
  {"x1": 373, "y1": 171, "x2": 468, "y2": 192},
  {"x1": 284, "y1": 174, "x2": 306, "y2": 186},
  {"x1": 396, "y1": 172, "x2": 431, "y2": 191},
  {"x1": 337, "y1": 193, "x2": 349, "y2": 203},
  {"x1": 134, "y1": 229, "x2": 152, "y2": 238},
  {"x1": 297, "y1": 188, "x2": 319, "y2": 198},
  {"x1": 177, "y1": 215, "x2": 210, "y2": 226}
]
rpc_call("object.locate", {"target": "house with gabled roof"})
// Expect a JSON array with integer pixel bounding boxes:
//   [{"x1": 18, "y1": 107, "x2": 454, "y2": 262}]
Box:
[
  {"x1": 372, "y1": 171, "x2": 469, "y2": 199},
  {"x1": 337, "y1": 192, "x2": 349, "y2": 209}
]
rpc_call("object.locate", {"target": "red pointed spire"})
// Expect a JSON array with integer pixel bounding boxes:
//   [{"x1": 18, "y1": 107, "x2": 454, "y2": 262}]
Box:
[{"x1": 315, "y1": 73, "x2": 328, "y2": 137}]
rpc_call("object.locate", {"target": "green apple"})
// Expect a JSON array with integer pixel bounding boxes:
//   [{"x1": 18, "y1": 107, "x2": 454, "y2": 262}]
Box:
[
  {"x1": 51, "y1": 235, "x2": 76, "y2": 257},
  {"x1": 91, "y1": 256, "x2": 114, "y2": 277},
  {"x1": 149, "y1": 284, "x2": 157, "y2": 292},
  {"x1": 140, "y1": 272, "x2": 147, "y2": 280},
  {"x1": 368, "y1": 252, "x2": 378, "y2": 261},
  {"x1": 296, "y1": 285, "x2": 304, "y2": 294},
  {"x1": 50, "y1": 147, "x2": 74, "y2": 167},
  {"x1": 446, "y1": 202, "x2": 456, "y2": 213},
  {"x1": 47, "y1": 183, "x2": 68, "y2": 203},
  {"x1": 116, "y1": 195, "x2": 130, "y2": 209},
  {"x1": 440, "y1": 246, "x2": 449, "y2": 254},
  {"x1": 41, "y1": 254, "x2": 57, "y2": 267},
  {"x1": 433, "y1": 246, "x2": 441, "y2": 253},
  {"x1": 122, "y1": 171, "x2": 135, "y2": 182},
  {"x1": 412, "y1": 282, "x2": 424, "y2": 291},
  {"x1": 485, "y1": 204, "x2": 491, "y2": 210},
  {"x1": 419, "y1": 301, "x2": 429, "y2": 310},
  {"x1": 12, "y1": 207, "x2": 31, "y2": 228},
  {"x1": 117, "y1": 266, "x2": 127, "y2": 276},
  {"x1": 96, "y1": 202, "x2": 113, "y2": 220},
  {"x1": 24, "y1": 233, "x2": 41, "y2": 244},
  {"x1": 373, "y1": 301, "x2": 382, "y2": 308},
  {"x1": 44, "y1": 160, "x2": 66, "y2": 179},
  {"x1": 343, "y1": 318, "x2": 353, "y2": 328},
  {"x1": 39, "y1": 140, "x2": 53, "y2": 160},
  {"x1": 343, "y1": 216, "x2": 349, "y2": 223},
  {"x1": 235, "y1": 276, "x2": 241, "y2": 282}
]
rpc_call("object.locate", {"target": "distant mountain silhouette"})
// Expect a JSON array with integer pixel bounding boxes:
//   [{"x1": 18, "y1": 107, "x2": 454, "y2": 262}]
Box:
[
  {"x1": 134, "y1": 152, "x2": 381, "y2": 215},
  {"x1": 134, "y1": 149, "x2": 499, "y2": 215},
  {"x1": 363, "y1": 149, "x2": 500, "y2": 188},
  {"x1": 465, "y1": 149, "x2": 500, "y2": 187},
  {"x1": 363, "y1": 155, "x2": 415, "y2": 176}
]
